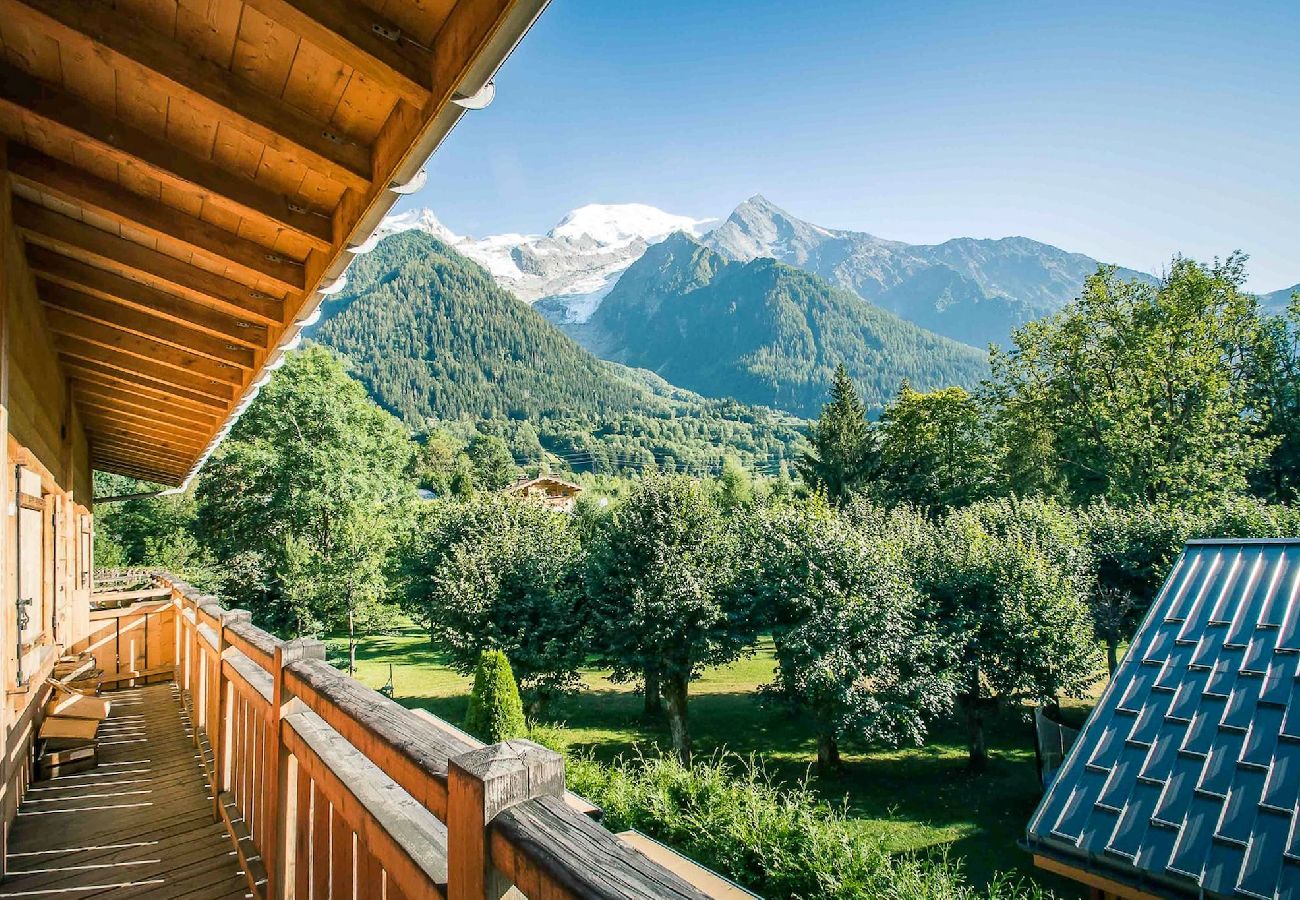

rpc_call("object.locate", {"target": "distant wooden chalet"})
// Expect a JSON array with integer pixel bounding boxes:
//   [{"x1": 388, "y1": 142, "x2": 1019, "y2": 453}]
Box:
[
  {"x1": 505, "y1": 474, "x2": 584, "y2": 512},
  {"x1": 0, "y1": 0, "x2": 730, "y2": 896},
  {"x1": 1026, "y1": 539, "x2": 1300, "y2": 900}
]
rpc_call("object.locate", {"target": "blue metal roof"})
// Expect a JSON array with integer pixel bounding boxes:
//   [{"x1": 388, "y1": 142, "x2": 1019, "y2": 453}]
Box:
[{"x1": 1026, "y1": 539, "x2": 1300, "y2": 899}]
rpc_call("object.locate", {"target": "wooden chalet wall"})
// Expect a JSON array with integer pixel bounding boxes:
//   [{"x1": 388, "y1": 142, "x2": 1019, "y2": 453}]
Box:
[{"x1": 0, "y1": 142, "x2": 96, "y2": 864}]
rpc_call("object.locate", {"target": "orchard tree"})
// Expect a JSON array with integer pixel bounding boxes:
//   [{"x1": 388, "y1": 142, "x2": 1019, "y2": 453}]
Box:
[
  {"x1": 196, "y1": 346, "x2": 415, "y2": 638},
  {"x1": 423, "y1": 496, "x2": 587, "y2": 711},
  {"x1": 917, "y1": 497, "x2": 1100, "y2": 770},
  {"x1": 990, "y1": 254, "x2": 1270, "y2": 506},
  {"x1": 876, "y1": 383, "x2": 1002, "y2": 511},
  {"x1": 734, "y1": 498, "x2": 952, "y2": 771},
  {"x1": 797, "y1": 364, "x2": 875, "y2": 503},
  {"x1": 587, "y1": 472, "x2": 748, "y2": 762}
]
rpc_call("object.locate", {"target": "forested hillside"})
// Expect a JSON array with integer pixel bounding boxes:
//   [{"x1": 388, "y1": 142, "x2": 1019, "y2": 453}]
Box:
[
  {"x1": 313, "y1": 231, "x2": 807, "y2": 474},
  {"x1": 566, "y1": 232, "x2": 990, "y2": 417}
]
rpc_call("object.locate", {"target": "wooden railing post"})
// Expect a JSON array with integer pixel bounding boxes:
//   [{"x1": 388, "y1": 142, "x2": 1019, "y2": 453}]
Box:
[
  {"x1": 447, "y1": 740, "x2": 565, "y2": 900},
  {"x1": 215, "y1": 609, "x2": 251, "y2": 819},
  {"x1": 269, "y1": 637, "x2": 325, "y2": 899}
]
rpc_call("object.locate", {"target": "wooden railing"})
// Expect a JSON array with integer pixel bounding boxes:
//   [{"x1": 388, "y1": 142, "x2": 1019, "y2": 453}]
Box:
[{"x1": 157, "y1": 573, "x2": 711, "y2": 900}]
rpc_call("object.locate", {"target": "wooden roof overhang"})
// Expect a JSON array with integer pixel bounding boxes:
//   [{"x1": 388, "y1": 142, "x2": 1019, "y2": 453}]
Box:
[{"x1": 0, "y1": 0, "x2": 547, "y2": 487}]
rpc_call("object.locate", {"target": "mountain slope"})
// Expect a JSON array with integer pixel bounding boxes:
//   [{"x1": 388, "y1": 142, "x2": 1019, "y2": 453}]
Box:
[
  {"x1": 1261, "y1": 283, "x2": 1299, "y2": 314},
  {"x1": 564, "y1": 232, "x2": 990, "y2": 417},
  {"x1": 381, "y1": 203, "x2": 714, "y2": 323},
  {"x1": 703, "y1": 195, "x2": 1156, "y2": 347},
  {"x1": 312, "y1": 231, "x2": 806, "y2": 474}
]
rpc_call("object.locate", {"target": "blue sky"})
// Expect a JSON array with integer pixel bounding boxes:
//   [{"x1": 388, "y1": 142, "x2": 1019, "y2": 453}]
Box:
[{"x1": 397, "y1": 0, "x2": 1300, "y2": 291}]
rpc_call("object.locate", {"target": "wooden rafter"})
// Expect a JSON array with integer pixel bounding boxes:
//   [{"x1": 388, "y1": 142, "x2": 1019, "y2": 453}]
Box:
[
  {"x1": 241, "y1": 0, "x2": 434, "y2": 108},
  {"x1": 27, "y1": 247, "x2": 268, "y2": 349},
  {"x1": 2, "y1": 0, "x2": 373, "y2": 191},
  {"x1": 87, "y1": 453, "x2": 186, "y2": 483},
  {"x1": 8, "y1": 146, "x2": 306, "y2": 293},
  {"x1": 52, "y1": 331, "x2": 240, "y2": 400},
  {"x1": 0, "y1": 60, "x2": 333, "y2": 250},
  {"x1": 71, "y1": 380, "x2": 220, "y2": 428},
  {"x1": 80, "y1": 405, "x2": 208, "y2": 448},
  {"x1": 86, "y1": 426, "x2": 207, "y2": 458},
  {"x1": 59, "y1": 356, "x2": 231, "y2": 412},
  {"x1": 46, "y1": 310, "x2": 245, "y2": 387},
  {"x1": 13, "y1": 199, "x2": 285, "y2": 325},
  {"x1": 39, "y1": 281, "x2": 257, "y2": 368}
]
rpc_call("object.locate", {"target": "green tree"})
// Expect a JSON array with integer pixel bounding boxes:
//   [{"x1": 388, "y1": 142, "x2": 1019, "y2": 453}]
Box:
[
  {"x1": 916, "y1": 498, "x2": 1100, "y2": 770},
  {"x1": 587, "y1": 472, "x2": 748, "y2": 762},
  {"x1": 466, "y1": 433, "x2": 518, "y2": 491},
  {"x1": 876, "y1": 383, "x2": 1002, "y2": 511},
  {"x1": 1248, "y1": 296, "x2": 1300, "y2": 500},
  {"x1": 734, "y1": 498, "x2": 952, "y2": 771},
  {"x1": 716, "y1": 456, "x2": 755, "y2": 510},
  {"x1": 422, "y1": 496, "x2": 587, "y2": 711},
  {"x1": 989, "y1": 254, "x2": 1271, "y2": 506},
  {"x1": 464, "y1": 650, "x2": 528, "y2": 743},
  {"x1": 196, "y1": 346, "x2": 415, "y2": 638},
  {"x1": 797, "y1": 364, "x2": 875, "y2": 503}
]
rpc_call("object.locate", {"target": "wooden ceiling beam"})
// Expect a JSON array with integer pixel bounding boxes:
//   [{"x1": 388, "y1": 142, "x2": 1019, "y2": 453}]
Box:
[
  {"x1": 3, "y1": 0, "x2": 372, "y2": 192},
  {"x1": 242, "y1": 0, "x2": 433, "y2": 108},
  {"x1": 89, "y1": 454, "x2": 186, "y2": 485},
  {"x1": 9, "y1": 145, "x2": 306, "y2": 293},
  {"x1": 71, "y1": 379, "x2": 220, "y2": 428},
  {"x1": 59, "y1": 355, "x2": 231, "y2": 412},
  {"x1": 78, "y1": 401, "x2": 209, "y2": 446},
  {"x1": 88, "y1": 429, "x2": 201, "y2": 462},
  {"x1": 26, "y1": 246, "x2": 268, "y2": 349},
  {"x1": 0, "y1": 60, "x2": 333, "y2": 251},
  {"x1": 84, "y1": 422, "x2": 206, "y2": 457},
  {"x1": 40, "y1": 280, "x2": 257, "y2": 369},
  {"x1": 50, "y1": 322, "x2": 242, "y2": 395},
  {"x1": 13, "y1": 199, "x2": 284, "y2": 325}
]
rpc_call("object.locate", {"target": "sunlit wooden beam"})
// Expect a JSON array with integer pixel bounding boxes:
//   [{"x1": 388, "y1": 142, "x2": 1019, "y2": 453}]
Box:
[{"x1": 3, "y1": 0, "x2": 372, "y2": 191}]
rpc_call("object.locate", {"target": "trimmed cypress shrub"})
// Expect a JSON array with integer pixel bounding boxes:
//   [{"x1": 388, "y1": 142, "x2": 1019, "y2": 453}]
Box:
[{"x1": 464, "y1": 650, "x2": 527, "y2": 743}]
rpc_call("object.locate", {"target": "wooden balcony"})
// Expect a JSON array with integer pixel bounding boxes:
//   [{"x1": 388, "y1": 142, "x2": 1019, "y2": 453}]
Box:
[{"x1": 5, "y1": 573, "x2": 724, "y2": 899}]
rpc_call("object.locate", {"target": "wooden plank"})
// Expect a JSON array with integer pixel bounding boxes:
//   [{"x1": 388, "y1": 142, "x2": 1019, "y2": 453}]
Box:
[
  {"x1": 241, "y1": 0, "x2": 433, "y2": 108},
  {"x1": 26, "y1": 245, "x2": 270, "y2": 347},
  {"x1": 4, "y1": 0, "x2": 373, "y2": 191},
  {"x1": 331, "y1": 808, "x2": 354, "y2": 899},
  {"x1": 41, "y1": 280, "x2": 257, "y2": 367},
  {"x1": 9, "y1": 145, "x2": 307, "y2": 292},
  {"x1": 45, "y1": 308, "x2": 246, "y2": 385},
  {"x1": 72, "y1": 379, "x2": 220, "y2": 429},
  {"x1": 295, "y1": 766, "x2": 313, "y2": 900},
  {"x1": 0, "y1": 59, "x2": 333, "y2": 249},
  {"x1": 15, "y1": 198, "x2": 286, "y2": 324},
  {"x1": 61, "y1": 355, "x2": 233, "y2": 410}
]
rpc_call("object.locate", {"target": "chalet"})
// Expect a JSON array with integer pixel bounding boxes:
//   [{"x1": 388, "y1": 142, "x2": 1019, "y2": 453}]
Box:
[
  {"x1": 505, "y1": 475, "x2": 584, "y2": 513},
  {"x1": 0, "y1": 1, "x2": 729, "y2": 896},
  {"x1": 1025, "y1": 539, "x2": 1300, "y2": 899}
]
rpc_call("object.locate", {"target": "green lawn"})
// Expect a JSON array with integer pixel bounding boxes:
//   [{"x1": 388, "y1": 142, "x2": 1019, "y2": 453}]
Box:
[{"x1": 335, "y1": 629, "x2": 1093, "y2": 897}]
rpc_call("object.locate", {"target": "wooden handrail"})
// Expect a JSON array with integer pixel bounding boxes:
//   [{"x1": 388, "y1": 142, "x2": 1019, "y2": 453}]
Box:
[{"x1": 153, "y1": 571, "x2": 712, "y2": 900}]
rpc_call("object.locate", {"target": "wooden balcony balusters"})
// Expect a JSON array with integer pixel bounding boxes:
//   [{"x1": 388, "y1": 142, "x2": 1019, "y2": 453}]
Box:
[{"x1": 163, "y1": 574, "x2": 708, "y2": 900}]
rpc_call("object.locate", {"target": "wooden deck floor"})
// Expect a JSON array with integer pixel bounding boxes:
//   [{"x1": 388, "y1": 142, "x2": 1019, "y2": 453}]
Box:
[{"x1": 2, "y1": 683, "x2": 250, "y2": 898}]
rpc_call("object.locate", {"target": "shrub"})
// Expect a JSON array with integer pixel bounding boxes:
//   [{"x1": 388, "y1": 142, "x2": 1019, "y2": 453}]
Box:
[
  {"x1": 566, "y1": 751, "x2": 1049, "y2": 900},
  {"x1": 464, "y1": 650, "x2": 527, "y2": 743}
]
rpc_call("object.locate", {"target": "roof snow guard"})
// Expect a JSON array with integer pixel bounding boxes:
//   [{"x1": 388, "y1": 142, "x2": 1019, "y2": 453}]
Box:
[{"x1": 1026, "y1": 539, "x2": 1300, "y2": 899}]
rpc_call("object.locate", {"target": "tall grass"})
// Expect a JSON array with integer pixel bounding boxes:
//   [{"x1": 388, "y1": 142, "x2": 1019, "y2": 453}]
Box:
[{"x1": 566, "y1": 751, "x2": 1050, "y2": 900}]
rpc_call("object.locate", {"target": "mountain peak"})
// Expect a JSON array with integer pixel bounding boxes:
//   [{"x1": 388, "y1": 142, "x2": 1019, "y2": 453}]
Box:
[
  {"x1": 548, "y1": 203, "x2": 713, "y2": 246},
  {"x1": 378, "y1": 208, "x2": 459, "y2": 243}
]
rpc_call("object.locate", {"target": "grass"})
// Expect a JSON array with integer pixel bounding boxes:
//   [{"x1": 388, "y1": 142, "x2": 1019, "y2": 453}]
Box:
[{"x1": 335, "y1": 629, "x2": 1096, "y2": 898}]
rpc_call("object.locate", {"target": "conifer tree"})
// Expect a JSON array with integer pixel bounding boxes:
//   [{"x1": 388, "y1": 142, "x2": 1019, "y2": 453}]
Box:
[
  {"x1": 797, "y1": 364, "x2": 875, "y2": 503},
  {"x1": 464, "y1": 650, "x2": 528, "y2": 743}
]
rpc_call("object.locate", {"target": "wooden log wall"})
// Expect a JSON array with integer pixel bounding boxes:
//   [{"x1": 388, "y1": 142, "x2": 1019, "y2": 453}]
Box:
[{"x1": 158, "y1": 573, "x2": 712, "y2": 900}]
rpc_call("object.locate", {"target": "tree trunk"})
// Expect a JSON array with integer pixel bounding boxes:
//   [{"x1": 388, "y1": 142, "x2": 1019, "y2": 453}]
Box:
[
  {"x1": 816, "y1": 730, "x2": 840, "y2": 773},
  {"x1": 966, "y1": 700, "x2": 987, "y2": 771},
  {"x1": 965, "y1": 667, "x2": 987, "y2": 771},
  {"x1": 1106, "y1": 637, "x2": 1118, "y2": 677},
  {"x1": 644, "y1": 666, "x2": 662, "y2": 716},
  {"x1": 662, "y1": 674, "x2": 691, "y2": 764},
  {"x1": 348, "y1": 607, "x2": 357, "y2": 677}
]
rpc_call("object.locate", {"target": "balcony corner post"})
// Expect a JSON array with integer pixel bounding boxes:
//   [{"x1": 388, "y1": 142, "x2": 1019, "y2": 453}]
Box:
[
  {"x1": 268, "y1": 637, "x2": 325, "y2": 899},
  {"x1": 214, "y1": 608, "x2": 251, "y2": 819},
  {"x1": 447, "y1": 740, "x2": 565, "y2": 900}
]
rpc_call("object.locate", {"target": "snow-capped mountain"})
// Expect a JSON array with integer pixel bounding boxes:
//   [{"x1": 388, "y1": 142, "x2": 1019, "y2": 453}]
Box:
[{"x1": 379, "y1": 203, "x2": 715, "y2": 323}]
